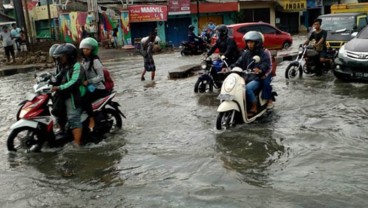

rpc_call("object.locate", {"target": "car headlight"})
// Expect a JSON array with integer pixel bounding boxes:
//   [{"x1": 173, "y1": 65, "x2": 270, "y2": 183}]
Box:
[
  {"x1": 338, "y1": 45, "x2": 347, "y2": 58},
  {"x1": 224, "y1": 76, "x2": 236, "y2": 92}
]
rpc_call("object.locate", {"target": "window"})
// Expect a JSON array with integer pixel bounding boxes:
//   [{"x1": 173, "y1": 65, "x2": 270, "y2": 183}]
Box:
[
  {"x1": 237, "y1": 25, "x2": 260, "y2": 34},
  {"x1": 357, "y1": 17, "x2": 367, "y2": 31},
  {"x1": 357, "y1": 25, "x2": 368, "y2": 39},
  {"x1": 260, "y1": 25, "x2": 276, "y2": 34}
]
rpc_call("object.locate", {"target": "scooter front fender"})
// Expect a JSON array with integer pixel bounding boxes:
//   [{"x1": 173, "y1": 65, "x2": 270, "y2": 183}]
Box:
[
  {"x1": 10, "y1": 119, "x2": 38, "y2": 130},
  {"x1": 217, "y1": 101, "x2": 240, "y2": 112}
]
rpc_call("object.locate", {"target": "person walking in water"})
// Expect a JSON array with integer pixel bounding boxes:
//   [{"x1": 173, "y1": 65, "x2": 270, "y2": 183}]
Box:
[{"x1": 141, "y1": 31, "x2": 157, "y2": 81}]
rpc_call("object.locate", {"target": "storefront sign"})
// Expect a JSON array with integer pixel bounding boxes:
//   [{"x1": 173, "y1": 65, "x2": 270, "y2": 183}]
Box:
[
  {"x1": 168, "y1": 0, "x2": 190, "y2": 15},
  {"x1": 32, "y1": 5, "x2": 59, "y2": 20},
  {"x1": 128, "y1": 5, "x2": 168, "y2": 22},
  {"x1": 278, "y1": 0, "x2": 307, "y2": 12},
  {"x1": 307, "y1": 0, "x2": 323, "y2": 8}
]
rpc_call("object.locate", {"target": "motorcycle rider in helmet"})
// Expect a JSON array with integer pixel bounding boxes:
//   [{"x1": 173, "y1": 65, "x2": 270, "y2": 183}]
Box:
[
  {"x1": 205, "y1": 24, "x2": 239, "y2": 66},
  {"x1": 188, "y1": 25, "x2": 203, "y2": 49},
  {"x1": 231, "y1": 31, "x2": 273, "y2": 117},
  {"x1": 49, "y1": 43, "x2": 68, "y2": 133},
  {"x1": 79, "y1": 37, "x2": 108, "y2": 132},
  {"x1": 51, "y1": 43, "x2": 86, "y2": 147}
]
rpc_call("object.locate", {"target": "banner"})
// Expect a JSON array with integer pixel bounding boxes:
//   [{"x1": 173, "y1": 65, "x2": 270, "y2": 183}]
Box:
[
  {"x1": 278, "y1": 0, "x2": 307, "y2": 12},
  {"x1": 168, "y1": 0, "x2": 190, "y2": 15},
  {"x1": 128, "y1": 5, "x2": 168, "y2": 22},
  {"x1": 121, "y1": 11, "x2": 132, "y2": 45}
]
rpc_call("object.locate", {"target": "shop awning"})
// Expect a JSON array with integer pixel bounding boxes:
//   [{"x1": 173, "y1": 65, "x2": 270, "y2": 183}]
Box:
[{"x1": 190, "y1": 2, "x2": 239, "y2": 13}]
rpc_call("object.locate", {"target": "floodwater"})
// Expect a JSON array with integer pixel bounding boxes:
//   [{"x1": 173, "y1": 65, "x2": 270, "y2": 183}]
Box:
[{"x1": 0, "y1": 51, "x2": 368, "y2": 207}]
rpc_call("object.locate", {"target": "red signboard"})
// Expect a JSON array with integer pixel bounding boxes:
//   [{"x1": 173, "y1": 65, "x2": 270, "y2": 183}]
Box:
[
  {"x1": 128, "y1": 5, "x2": 168, "y2": 22},
  {"x1": 168, "y1": 0, "x2": 190, "y2": 15}
]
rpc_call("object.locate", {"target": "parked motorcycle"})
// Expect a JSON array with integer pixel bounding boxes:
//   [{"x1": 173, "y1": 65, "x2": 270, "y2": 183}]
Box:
[
  {"x1": 285, "y1": 44, "x2": 337, "y2": 79},
  {"x1": 180, "y1": 38, "x2": 209, "y2": 56},
  {"x1": 216, "y1": 56, "x2": 277, "y2": 130},
  {"x1": 7, "y1": 72, "x2": 125, "y2": 152},
  {"x1": 194, "y1": 56, "x2": 229, "y2": 93}
]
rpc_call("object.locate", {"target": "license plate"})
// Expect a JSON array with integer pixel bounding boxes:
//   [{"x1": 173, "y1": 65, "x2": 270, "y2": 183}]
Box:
[
  {"x1": 354, "y1": 72, "x2": 368, "y2": 78},
  {"x1": 217, "y1": 94, "x2": 234, "y2": 101}
]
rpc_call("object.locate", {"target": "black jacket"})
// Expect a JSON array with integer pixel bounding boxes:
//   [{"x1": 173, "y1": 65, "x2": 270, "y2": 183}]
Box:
[{"x1": 207, "y1": 37, "x2": 240, "y2": 65}]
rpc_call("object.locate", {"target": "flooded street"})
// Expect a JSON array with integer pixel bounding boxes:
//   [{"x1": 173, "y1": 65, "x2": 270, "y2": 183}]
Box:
[{"x1": 1, "y1": 51, "x2": 368, "y2": 207}]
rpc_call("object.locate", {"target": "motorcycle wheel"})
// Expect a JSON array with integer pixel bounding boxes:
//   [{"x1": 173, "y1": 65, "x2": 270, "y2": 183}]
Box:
[
  {"x1": 216, "y1": 111, "x2": 234, "y2": 130},
  {"x1": 194, "y1": 79, "x2": 213, "y2": 93},
  {"x1": 285, "y1": 63, "x2": 303, "y2": 79},
  {"x1": 104, "y1": 108, "x2": 122, "y2": 133},
  {"x1": 180, "y1": 49, "x2": 186, "y2": 56},
  {"x1": 7, "y1": 127, "x2": 42, "y2": 152}
]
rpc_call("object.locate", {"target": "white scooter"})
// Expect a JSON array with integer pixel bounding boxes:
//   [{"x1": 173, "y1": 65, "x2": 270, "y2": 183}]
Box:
[{"x1": 216, "y1": 56, "x2": 277, "y2": 130}]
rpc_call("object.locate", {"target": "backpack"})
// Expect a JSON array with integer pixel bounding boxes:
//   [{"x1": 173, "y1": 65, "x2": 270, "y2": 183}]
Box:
[
  {"x1": 88, "y1": 58, "x2": 115, "y2": 91},
  {"x1": 102, "y1": 67, "x2": 114, "y2": 91}
]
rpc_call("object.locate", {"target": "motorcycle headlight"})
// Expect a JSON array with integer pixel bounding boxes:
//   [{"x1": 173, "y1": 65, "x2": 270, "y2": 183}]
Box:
[
  {"x1": 201, "y1": 62, "x2": 207, "y2": 70},
  {"x1": 298, "y1": 47, "x2": 303, "y2": 54},
  {"x1": 338, "y1": 45, "x2": 346, "y2": 58},
  {"x1": 224, "y1": 76, "x2": 236, "y2": 92}
]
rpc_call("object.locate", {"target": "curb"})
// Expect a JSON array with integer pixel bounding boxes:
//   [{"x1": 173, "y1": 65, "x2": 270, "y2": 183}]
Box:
[
  {"x1": 0, "y1": 64, "x2": 52, "y2": 77},
  {"x1": 168, "y1": 64, "x2": 200, "y2": 79}
]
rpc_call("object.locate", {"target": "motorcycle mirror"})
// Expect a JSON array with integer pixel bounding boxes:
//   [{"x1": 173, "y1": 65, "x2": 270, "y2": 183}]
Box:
[{"x1": 252, "y1": 56, "x2": 260, "y2": 63}]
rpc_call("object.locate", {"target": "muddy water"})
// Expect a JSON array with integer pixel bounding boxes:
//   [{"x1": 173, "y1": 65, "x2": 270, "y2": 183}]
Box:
[{"x1": 0, "y1": 52, "x2": 367, "y2": 207}]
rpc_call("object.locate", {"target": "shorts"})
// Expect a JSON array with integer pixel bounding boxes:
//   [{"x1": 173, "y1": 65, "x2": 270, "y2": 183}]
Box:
[
  {"x1": 65, "y1": 98, "x2": 82, "y2": 129},
  {"x1": 4, "y1": 45, "x2": 15, "y2": 57},
  {"x1": 144, "y1": 63, "x2": 156, "y2": 72}
]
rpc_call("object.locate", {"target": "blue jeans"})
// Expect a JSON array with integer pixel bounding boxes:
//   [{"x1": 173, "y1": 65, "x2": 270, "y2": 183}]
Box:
[
  {"x1": 65, "y1": 98, "x2": 82, "y2": 129},
  {"x1": 246, "y1": 80, "x2": 260, "y2": 104},
  {"x1": 261, "y1": 75, "x2": 272, "y2": 100}
]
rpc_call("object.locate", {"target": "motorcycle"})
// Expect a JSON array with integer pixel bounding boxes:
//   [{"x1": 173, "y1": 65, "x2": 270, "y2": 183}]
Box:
[
  {"x1": 7, "y1": 72, "x2": 126, "y2": 152},
  {"x1": 194, "y1": 56, "x2": 229, "y2": 93},
  {"x1": 180, "y1": 38, "x2": 209, "y2": 56},
  {"x1": 216, "y1": 56, "x2": 277, "y2": 130},
  {"x1": 285, "y1": 44, "x2": 337, "y2": 79}
]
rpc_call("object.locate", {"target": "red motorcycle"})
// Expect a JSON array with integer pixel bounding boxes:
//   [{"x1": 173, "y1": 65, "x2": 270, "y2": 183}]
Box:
[{"x1": 7, "y1": 72, "x2": 125, "y2": 152}]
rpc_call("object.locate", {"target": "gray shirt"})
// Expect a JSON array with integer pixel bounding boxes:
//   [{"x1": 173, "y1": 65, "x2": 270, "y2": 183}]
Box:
[
  {"x1": 0, "y1": 31, "x2": 14, "y2": 47},
  {"x1": 81, "y1": 58, "x2": 105, "y2": 90}
]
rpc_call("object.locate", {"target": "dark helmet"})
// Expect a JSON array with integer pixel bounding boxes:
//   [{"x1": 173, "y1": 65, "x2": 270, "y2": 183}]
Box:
[
  {"x1": 188, "y1": 25, "x2": 195, "y2": 31},
  {"x1": 53, "y1": 43, "x2": 78, "y2": 64},
  {"x1": 215, "y1": 24, "x2": 228, "y2": 39},
  {"x1": 49, "y1": 44, "x2": 60, "y2": 57},
  {"x1": 243, "y1": 31, "x2": 264, "y2": 49}
]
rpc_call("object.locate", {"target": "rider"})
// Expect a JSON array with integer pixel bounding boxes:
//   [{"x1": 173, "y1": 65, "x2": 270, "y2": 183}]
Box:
[
  {"x1": 48, "y1": 44, "x2": 68, "y2": 133},
  {"x1": 51, "y1": 43, "x2": 86, "y2": 147},
  {"x1": 231, "y1": 31, "x2": 272, "y2": 117},
  {"x1": 205, "y1": 24, "x2": 239, "y2": 66},
  {"x1": 188, "y1": 25, "x2": 202, "y2": 48},
  {"x1": 79, "y1": 37, "x2": 108, "y2": 132},
  {"x1": 304, "y1": 18, "x2": 328, "y2": 76}
]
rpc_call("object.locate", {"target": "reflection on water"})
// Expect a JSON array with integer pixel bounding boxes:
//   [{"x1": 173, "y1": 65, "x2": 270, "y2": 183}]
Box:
[
  {"x1": 215, "y1": 125, "x2": 285, "y2": 187},
  {"x1": 7, "y1": 137, "x2": 127, "y2": 187}
]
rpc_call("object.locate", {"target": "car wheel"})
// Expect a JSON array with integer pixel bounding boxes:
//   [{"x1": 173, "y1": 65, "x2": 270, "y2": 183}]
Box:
[{"x1": 282, "y1": 41, "x2": 291, "y2": 49}]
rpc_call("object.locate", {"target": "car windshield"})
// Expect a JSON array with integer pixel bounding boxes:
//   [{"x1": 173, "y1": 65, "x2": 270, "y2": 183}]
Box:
[
  {"x1": 321, "y1": 16, "x2": 355, "y2": 31},
  {"x1": 357, "y1": 26, "x2": 368, "y2": 39}
]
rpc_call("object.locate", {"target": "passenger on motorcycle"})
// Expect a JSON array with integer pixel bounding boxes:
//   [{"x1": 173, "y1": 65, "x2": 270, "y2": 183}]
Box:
[
  {"x1": 51, "y1": 43, "x2": 86, "y2": 147},
  {"x1": 231, "y1": 31, "x2": 273, "y2": 116},
  {"x1": 304, "y1": 18, "x2": 328, "y2": 76},
  {"x1": 205, "y1": 24, "x2": 239, "y2": 67},
  {"x1": 79, "y1": 37, "x2": 109, "y2": 132}
]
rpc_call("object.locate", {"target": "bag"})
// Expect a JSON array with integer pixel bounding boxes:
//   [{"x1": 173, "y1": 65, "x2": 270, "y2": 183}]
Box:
[
  {"x1": 102, "y1": 67, "x2": 114, "y2": 91},
  {"x1": 89, "y1": 58, "x2": 115, "y2": 91}
]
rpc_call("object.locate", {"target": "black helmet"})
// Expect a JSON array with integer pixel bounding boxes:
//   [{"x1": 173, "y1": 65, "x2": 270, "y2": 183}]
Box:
[
  {"x1": 215, "y1": 24, "x2": 228, "y2": 39},
  {"x1": 49, "y1": 44, "x2": 60, "y2": 57},
  {"x1": 188, "y1": 25, "x2": 195, "y2": 31},
  {"x1": 243, "y1": 31, "x2": 264, "y2": 49},
  {"x1": 53, "y1": 43, "x2": 78, "y2": 64}
]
